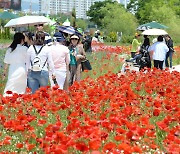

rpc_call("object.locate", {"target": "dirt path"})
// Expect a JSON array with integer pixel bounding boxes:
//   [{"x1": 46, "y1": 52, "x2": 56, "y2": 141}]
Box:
[
  {"x1": 0, "y1": 43, "x2": 9, "y2": 49},
  {"x1": 170, "y1": 65, "x2": 180, "y2": 72}
]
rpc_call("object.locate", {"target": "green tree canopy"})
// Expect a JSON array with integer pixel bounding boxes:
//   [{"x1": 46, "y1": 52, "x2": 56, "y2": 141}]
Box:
[
  {"x1": 128, "y1": 0, "x2": 180, "y2": 24},
  {"x1": 87, "y1": 0, "x2": 117, "y2": 27},
  {"x1": 76, "y1": 19, "x2": 88, "y2": 31},
  {"x1": 128, "y1": 0, "x2": 180, "y2": 43},
  {"x1": 102, "y1": 3, "x2": 137, "y2": 35}
]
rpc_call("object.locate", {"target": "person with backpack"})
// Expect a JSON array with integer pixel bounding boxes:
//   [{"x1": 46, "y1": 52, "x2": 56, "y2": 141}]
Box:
[
  {"x1": 3, "y1": 33, "x2": 28, "y2": 96},
  {"x1": 26, "y1": 31, "x2": 55, "y2": 93},
  {"x1": 49, "y1": 32, "x2": 70, "y2": 89},
  {"x1": 68, "y1": 34, "x2": 86, "y2": 86}
]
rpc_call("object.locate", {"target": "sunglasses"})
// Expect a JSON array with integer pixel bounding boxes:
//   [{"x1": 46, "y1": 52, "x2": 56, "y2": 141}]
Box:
[{"x1": 34, "y1": 24, "x2": 43, "y2": 27}]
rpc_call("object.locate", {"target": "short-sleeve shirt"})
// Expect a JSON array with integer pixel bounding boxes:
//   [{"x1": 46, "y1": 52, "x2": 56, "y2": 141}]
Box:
[{"x1": 148, "y1": 42, "x2": 169, "y2": 61}]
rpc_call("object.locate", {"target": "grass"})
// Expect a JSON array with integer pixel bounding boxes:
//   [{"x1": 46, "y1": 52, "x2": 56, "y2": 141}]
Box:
[
  {"x1": 0, "y1": 39, "x2": 11, "y2": 44},
  {"x1": 0, "y1": 48, "x2": 6, "y2": 94},
  {"x1": 82, "y1": 52, "x2": 122, "y2": 80}
]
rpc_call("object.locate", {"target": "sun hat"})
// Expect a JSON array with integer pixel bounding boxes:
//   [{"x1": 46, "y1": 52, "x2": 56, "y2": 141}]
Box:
[
  {"x1": 53, "y1": 32, "x2": 65, "y2": 42},
  {"x1": 70, "y1": 34, "x2": 80, "y2": 40},
  {"x1": 135, "y1": 32, "x2": 140, "y2": 37}
]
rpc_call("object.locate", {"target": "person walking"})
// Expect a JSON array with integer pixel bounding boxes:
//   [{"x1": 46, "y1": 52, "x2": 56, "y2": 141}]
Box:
[
  {"x1": 23, "y1": 31, "x2": 34, "y2": 48},
  {"x1": 3, "y1": 32, "x2": 28, "y2": 96},
  {"x1": 34, "y1": 24, "x2": 52, "y2": 45},
  {"x1": 148, "y1": 36, "x2": 169, "y2": 70},
  {"x1": 26, "y1": 31, "x2": 55, "y2": 93},
  {"x1": 165, "y1": 35, "x2": 174, "y2": 68},
  {"x1": 49, "y1": 32, "x2": 70, "y2": 89},
  {"x1": 131, "y1": 33, "x2": 141, "y2": 58},
  {"x1": 82, "y1": 32, "x2": 92, "y2": 52},
  {"x1": 68, "y1": 34, "x2": 86, "y2": 86},
  {"x1": 142, "y1": 35, "x2": 150, "y2": 50}
]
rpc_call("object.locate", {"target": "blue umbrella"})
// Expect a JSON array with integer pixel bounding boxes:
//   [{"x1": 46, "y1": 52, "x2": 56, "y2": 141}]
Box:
[{"x1": 57, "y1": 26, "x2": 82, "y2": 37}]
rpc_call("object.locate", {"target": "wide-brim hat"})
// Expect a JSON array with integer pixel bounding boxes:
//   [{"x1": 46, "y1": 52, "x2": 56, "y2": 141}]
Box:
[{"x1": 53, "y1": 32, "x2": 65, "y2": 42}]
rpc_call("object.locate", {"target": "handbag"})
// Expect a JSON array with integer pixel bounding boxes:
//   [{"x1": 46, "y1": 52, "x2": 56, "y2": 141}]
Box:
[
  {"x1": 170, "y1": 47, "x2": 175, "y2": 52},
  {"x1": 81, "y1": 59, "x2": 92, "y2": 71}
]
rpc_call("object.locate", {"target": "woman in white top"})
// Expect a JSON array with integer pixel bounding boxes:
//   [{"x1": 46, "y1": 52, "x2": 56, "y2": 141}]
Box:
[
  {"x1": 3, "y1": 32, "x2": 28, "y2": 96},
  {"x1": 49, "y1": 32, "x2": 70, "y2": 89},
  {"x1": 26, "y1": 31, "x2": 55, "y2": 93}
]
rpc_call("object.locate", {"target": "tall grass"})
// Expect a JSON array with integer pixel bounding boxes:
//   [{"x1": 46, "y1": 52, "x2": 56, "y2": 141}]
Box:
[
  {"x1": 0, "y1": 48, "x2": 6, "y2": 94},
  {"x1": 82, "y1": 52, "x2": 122, "y2": 79}
]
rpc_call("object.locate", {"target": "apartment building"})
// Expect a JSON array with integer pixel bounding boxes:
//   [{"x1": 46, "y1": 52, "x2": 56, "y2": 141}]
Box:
[{"x1": 39, "y1": 0, "x2": 128, "y2": 19}]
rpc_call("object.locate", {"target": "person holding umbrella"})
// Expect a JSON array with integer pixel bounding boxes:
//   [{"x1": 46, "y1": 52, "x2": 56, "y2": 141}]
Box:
[{"x1": 34, "y1": 24, "x2": 52, "y2": 45}]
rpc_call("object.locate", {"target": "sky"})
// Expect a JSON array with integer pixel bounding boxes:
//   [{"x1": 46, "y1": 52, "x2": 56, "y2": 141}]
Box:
[{"x1": 21, "y1": 0, "x2": 39, "y2": 11}]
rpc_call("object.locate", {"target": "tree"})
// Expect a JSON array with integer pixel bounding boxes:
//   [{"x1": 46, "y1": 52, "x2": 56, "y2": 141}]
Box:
[
  {"x1": 71, "y1": 8, "x2": 76, "y2": 28},
  {"x1": 50, "y1": 13, "x2": 71, "y2": 25},
  {"x1": 87, "y1": 0, "x2": 116, "y2": 27},
  {"x1": 128, "y1": 0, "x2": 180, "y2": 43},
  {"x1": 76, "y1": 19, "x2": 88, "y2": 31},
  {"x1": 102, "y1": 3, "x2": 138, "y2": 36},
  {"x1": 128, "y1": 0, "x2": 180, "y2": 24}
]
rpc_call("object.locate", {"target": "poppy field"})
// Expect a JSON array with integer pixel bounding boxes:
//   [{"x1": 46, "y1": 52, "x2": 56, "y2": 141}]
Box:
[{"x1": 0, "y1": 44, "x2": 180, "y2": 153}]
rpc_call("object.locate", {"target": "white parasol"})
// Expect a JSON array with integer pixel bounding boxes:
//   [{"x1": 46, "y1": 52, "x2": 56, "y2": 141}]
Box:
[
  {"x1": 142, "y1": 28, "x2": 168, "y2": 35},
  {"x1": 4, "y1": 15, "x2": 55, "y2": 28}
]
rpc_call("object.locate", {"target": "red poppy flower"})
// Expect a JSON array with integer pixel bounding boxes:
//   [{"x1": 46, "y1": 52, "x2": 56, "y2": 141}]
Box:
[
  {"x1": 89, "y1": 140, "x2": 101, "y2": 150},
  {"x1": 103, "y1": 142, "x2": 116, "y2": 151},
  {"x1": 76, "y1": 142, "x2": 89, "y2": 152},
  {"x1": 16, "y1": 143, "x2": 23, "y2": 148},
  {"x1": 153, "y1": 108, "x2": 160, "y2": 116},
  {"x1": 6, "y1": 90, "x2": 13, "y2": 94}
]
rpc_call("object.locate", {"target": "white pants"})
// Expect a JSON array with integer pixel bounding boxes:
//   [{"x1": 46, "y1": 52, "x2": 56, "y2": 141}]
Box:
[{"x1": 49, "y1": 69, "x2": 66, "y2": 89}]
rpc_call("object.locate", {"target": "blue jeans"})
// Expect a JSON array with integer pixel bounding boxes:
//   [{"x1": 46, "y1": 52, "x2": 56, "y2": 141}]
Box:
[
  {"x1": 165, "y1": 52, "x2": 173, "y2": 68},
  {"x1": 27, "y1": 70, "x2": 49, "y2": 93}
]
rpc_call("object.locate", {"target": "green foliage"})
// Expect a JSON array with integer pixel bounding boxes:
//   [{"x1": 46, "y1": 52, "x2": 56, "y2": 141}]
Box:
[
  {"x1": 0, "y1": 28, "x2": 11, "y2": 39},
  {"x1": 0, "y1": 48, "x2": 6, "y2": 94},
  {"x1": 50, "y1": 13, "x2": 71, "y2": 25},
  {"x1": 71, "y1": 8, "x2": 77, "y2": 28},
  {"x1": 87, "y1": 1, "x2": 137, "y2": 42},
  {"x1": 106, "y1": 32, "x2": 117, "y2": 42},
  {"x1": 121, "y1": 35, "x2": 134, "y2": 44},
  {"x1": 128, "y1": 0, "x2": 180, "y2": 43},
  {"x1": 87, "y1": 0, "x2": 116, "y2": 27},
  {"x1": 102, "y1": 3, "x2": 137, "y2": 36},
  {"x1": 76, "y1": 19, "x2": 88, "y2": 31},
  {"x1": 128, "y1": 0, "x2": 180, "y2": 23}
]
